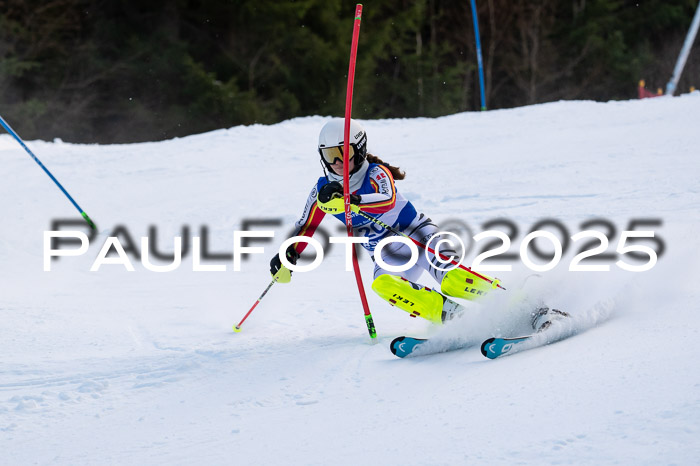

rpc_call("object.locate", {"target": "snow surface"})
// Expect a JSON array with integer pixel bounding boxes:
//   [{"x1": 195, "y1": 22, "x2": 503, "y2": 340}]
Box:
[{"x1": 1, "y1": 95, "x2": 700, "y2": 465}]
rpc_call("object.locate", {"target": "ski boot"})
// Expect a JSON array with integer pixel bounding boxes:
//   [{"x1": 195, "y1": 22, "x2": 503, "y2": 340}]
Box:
[
  {"x1": 440, "y1": 267, "x2": 500, "y2": 301},
  {"x1": 372, "y1": 274, "x2": 465, "y2": 324},
  {"x1": 530, "y1": 307, "x2": 570, "y2": 332}
]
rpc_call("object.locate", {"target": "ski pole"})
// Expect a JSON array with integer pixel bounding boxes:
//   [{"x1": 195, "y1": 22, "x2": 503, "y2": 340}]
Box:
[
  {"x1": 356, "y1": 210, "x2": 506, "y2": 290},
  {"x1": 233, "y1": 277, "x2": 278, "y2": 332},
  {"x1": 0, "y1": 115, "x2": 96, "y2": 229}
]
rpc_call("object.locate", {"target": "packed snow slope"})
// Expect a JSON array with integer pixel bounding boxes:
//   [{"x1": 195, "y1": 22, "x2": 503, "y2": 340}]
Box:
[{"x1": 1, "y1": 95, "x2": 700, "y2": 465}]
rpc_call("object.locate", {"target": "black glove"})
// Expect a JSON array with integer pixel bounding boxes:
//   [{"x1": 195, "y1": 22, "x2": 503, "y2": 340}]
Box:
[
  {"x1": 318, "y1": 181, "x2": 361, "y2": 204},
  {"x1": 270, "y1": 245, "x2": 300, "y2": 276}
]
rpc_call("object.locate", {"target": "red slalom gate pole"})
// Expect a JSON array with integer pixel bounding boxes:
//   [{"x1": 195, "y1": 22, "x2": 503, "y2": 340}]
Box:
[{"x1": 343, "y1": 4, "x2": 377, "y2": 340}]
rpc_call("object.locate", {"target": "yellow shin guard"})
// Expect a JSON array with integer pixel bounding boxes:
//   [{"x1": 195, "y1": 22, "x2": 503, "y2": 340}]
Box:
[
  {"x1": 371, "y1": 274, "x2": 463, "y2": 324},
  {"x1": 440, "y1": 268, "x2": 499, "y2": 301}
]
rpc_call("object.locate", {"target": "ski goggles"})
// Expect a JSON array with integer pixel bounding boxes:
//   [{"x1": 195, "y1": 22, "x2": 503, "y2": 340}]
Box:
[{"x1": 319, "y1": 145, "x2": 356, "y2": 165}]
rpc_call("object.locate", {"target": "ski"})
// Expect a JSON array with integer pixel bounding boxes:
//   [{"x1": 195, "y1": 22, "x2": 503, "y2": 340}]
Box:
[
  {"x1": 391, "y1": 303, "x2": 611, "y2": 359},
  {"x1": 480, "y1": 313, "x2": 579, "y2": 359},
  {"x1": 389, "y1": 335, "x2": 474, "y2": 358},
  {"x1": 391, "y1": 326, "x2": 576, "y2": 359},
  {"x1": 480, "y1": 335, "x2": 534, "y2": 359},
  {"x1": 390, "y1": 336, "x2": 428, "y2": 358}
]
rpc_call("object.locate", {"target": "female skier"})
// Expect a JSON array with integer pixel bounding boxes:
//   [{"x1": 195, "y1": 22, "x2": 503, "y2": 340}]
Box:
[{"x1": 269, "y1": 119, "x2": 561, "y2": 330}]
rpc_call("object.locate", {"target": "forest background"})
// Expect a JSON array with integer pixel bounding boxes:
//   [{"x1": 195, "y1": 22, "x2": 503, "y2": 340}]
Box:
[{"x1": 1, "y1": 0, "x2": 698, "y2": 143}]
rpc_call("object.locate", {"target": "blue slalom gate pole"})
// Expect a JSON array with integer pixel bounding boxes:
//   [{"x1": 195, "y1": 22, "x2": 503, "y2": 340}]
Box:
[
  {"x1": 470, "y1": 0, "x2": 487, "y2": 111},
  {"x1": 665, "y1": 2, "x2": 700, "y2": 96},
  {"x1": 0, "y1": 115, "x2": 96, "y2": 229}
]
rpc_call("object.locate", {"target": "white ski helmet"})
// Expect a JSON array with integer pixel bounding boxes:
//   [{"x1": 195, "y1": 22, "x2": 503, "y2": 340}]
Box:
[{"x1": 318, "y1": 119, "x2": 367, "y2": 174}]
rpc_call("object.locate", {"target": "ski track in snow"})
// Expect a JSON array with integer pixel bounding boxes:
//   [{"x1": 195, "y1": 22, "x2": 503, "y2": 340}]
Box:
[{"x1": 2, "y1": 96, "x2": 700, "y2": 464}]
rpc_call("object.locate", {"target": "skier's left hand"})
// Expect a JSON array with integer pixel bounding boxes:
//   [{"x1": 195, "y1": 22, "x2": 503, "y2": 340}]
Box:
[{"x1": 317, "y1": 181, "x2": 361, "y2": 214}]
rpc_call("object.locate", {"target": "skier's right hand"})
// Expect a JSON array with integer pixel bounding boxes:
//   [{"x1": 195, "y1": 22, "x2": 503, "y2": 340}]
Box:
[
  {"x1": 317, "y1": 181, "x2": 361, "y2": 215},
  {"x1": 270, "y1": 246, "x2": 300, "y2": 283}
]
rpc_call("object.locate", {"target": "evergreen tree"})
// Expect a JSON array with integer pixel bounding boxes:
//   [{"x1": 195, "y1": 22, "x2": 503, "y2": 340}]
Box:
[{"x1": 0, "y1": 0, "x2": 697, "y2": 142}]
